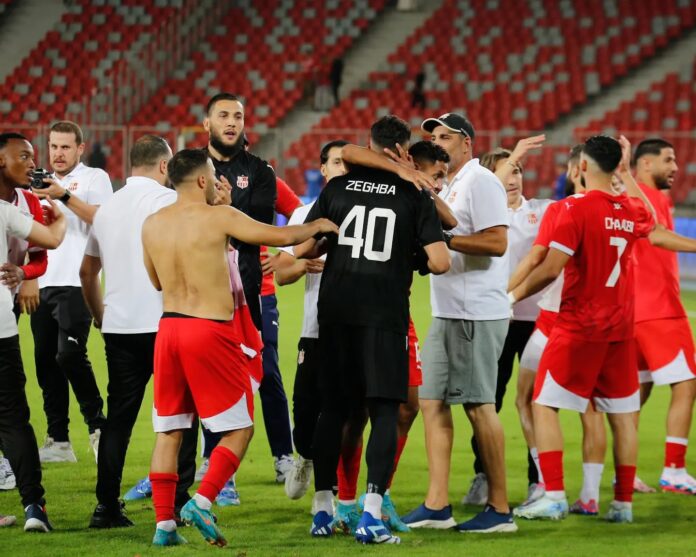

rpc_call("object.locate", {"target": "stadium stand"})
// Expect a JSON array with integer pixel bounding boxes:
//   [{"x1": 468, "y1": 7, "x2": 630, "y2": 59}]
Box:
[{"x1": 281, "y1": 0, "x2": 696, "y2": 195}]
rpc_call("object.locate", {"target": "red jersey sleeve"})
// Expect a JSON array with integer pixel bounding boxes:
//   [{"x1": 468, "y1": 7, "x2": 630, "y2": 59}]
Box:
[
  {"x1": 626, "y1": 197, "x2": 655, "y2": 238},
  {"x1": 21, "y1": 191, "x2": 48, "y2": 279},
  {"x1": 549, "y1": 203, "x2": 582, "y2": 256},
  {"x1": 534, "y1": 200, "x2": 561, "y2": 247},
  {"x1": 275, "y1": 177, "x2": 302, "y2": 218}
]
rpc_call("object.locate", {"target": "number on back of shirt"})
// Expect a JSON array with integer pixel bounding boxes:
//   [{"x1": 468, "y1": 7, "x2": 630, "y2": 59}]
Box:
[
  {"x1": 605, "y1": 236, "x2": 627, "y2": 287},
  {"x1": 338, "y1": 205, "x2": 395, "y2": 262}
]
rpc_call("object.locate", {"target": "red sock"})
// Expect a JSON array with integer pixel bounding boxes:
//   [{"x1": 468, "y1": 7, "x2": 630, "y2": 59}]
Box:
[
  {"x1": 150, "y1": 472, "x2": 178, "y2": 523},
  {"x1": 538, "y1": 451, "x2": 564, "y2": 492},
  {"x1": 337, "y1": 443, "x2": 362, "y2": 501},
  {"x1": 614, "y1": 465, "x2": 636, "y2": 503},
  {"x1": 198, "y1": 445, "x2": 240, "y2": 502},
  {"x1": 665, "y1": 439, "x2": 687, "y2": 468},
  {"x1": 386, "y1": 436, "x2": 408, "y2": 489}
]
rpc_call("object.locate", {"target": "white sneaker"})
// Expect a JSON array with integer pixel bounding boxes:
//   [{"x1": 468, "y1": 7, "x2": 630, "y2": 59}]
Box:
[
  {"x1": 89, "y1": 429, "x2": 101, "y2": 463},
  {"x1": 0, "y1": 458, "x2": 16, "y2": 491},
  {"x1": 461, "y1": 473, "x2": 488, "y2": 505},
  {"x1": 39, "y1": 437, "x2": 77, "y2": 463},
  {"x1": 274, "y1": 454, "x2": 295, "y2": 484},
  {"x1": 513, "y1": 494, "x2": 569, "y2": 520},
  {"x1": 285, "y1": 456, "x2": 313, "y2": 499},
  {"x1": 194, "y1": 459, "x2": 209, "y2": 482}
]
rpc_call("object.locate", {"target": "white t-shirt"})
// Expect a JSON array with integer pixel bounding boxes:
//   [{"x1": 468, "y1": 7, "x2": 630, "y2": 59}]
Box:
[
  {"x1": 508, "y1": 197, "x2": 553, "y2": 321},
  {"x1": 278, "y1": 203, "x2": 323, "y2": 339},
  {"x1": 85, "y1": 176, "x2": 176, "y2": 334},
  {"x1": 0, "y1": 200, "x2": 33, "y2": 338},
  {"x1": 40, "y1": 163, "x2": 113, "y2": 288},
  {"x1": 430, "y1": 158, "x2": 510, "y2": 320}
]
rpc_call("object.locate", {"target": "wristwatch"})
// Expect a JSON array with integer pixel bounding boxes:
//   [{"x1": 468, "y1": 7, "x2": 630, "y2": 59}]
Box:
[
  {"x1": 443, "y1": 231, "x2": 454, "y2": 248},
  {"x1": 59, "y1": 190, "x2": 72, "y2": 204}
]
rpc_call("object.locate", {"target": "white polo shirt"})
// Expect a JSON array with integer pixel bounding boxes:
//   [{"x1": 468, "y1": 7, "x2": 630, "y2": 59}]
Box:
[
  {"x1": 1, "y1": 200, "x2": 33, "y2": 338},
  {"x1": 84, "y1": 176, "x2": 176, "y2": 334},
  {"x1": 279, "y1": 203, "x2": 323, "y2": 339},
  {"x1": 430, "y1": 158, "x2": 510, "y2": 320},
  {"x1": 508, "y1": 197, "x2": 553, "y2": 321},
  {"x1": 39, "y1": 162, "x2": 113, "y2": 288}
]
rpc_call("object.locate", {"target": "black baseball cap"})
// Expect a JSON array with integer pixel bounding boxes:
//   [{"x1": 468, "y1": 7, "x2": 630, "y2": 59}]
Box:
[{"x1": 421, "y1": 113, "x2": 475, "y2": 141}]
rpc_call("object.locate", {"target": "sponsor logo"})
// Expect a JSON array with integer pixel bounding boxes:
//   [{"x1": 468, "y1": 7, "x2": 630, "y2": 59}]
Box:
[
  {"x1": 527, "y1": 212, "x2": 538, "y2": 225},
  {"x1": 237, "y1": 175, "x2": 249, "y2": 189},
  {"x1": 68, "y1": 182, "x2": 79, "y2": 192},
  {"x1": 298, "y1": 349, "x2": 305, "y2": 365},
  {"x1": 613, "y1": 203, "x2": 622, "y2": 210}
]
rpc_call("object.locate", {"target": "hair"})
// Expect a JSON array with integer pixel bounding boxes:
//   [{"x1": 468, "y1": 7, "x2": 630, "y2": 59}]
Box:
[
  {"x1": 130, "y1": 135, "x2": 171, "y2": 168},
  {"x1": 206, "y1": 92, "x2": 242, "y2": 115},
  {"x1": 582, "y1": 135, "x2": 622, "y2": 174},
  {"x1": 0, "y1": 132, "x2": 29, "y2": 150},
  {"x1": 568, "y1": 143, "x2": 584, "y2": 164},
  {"x1": 370, "y1": 115, "x2": 411, "y2": 151},
  {"x1": 50, "y1": 120, "x2": 83, "y2": 145},
  {"x1": 632, "y1": 137, "x2": 674, "y2": 166},
  {"x1": 479, "y1": 147, "x2": 521, "y2": 173},
  {"x1": 408, "y1": 140, "x2": 450, "y2": 167},
  {"x1": 167, "y1": 149, "x2": 210, "y2": 188},
  {"x1": 319, "y1": 139, "x2": 348, "y2": 165}
]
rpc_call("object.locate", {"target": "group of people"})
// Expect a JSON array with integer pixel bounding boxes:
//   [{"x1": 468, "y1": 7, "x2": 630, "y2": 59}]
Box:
[{"x1": 0, "y1": 92, "x2": 694, "y2": 548}]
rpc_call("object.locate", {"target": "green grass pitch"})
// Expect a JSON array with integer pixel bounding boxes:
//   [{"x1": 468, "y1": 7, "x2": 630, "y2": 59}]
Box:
[{"x1": 1, "y1": 276, "x2": 695, "y2": 556}]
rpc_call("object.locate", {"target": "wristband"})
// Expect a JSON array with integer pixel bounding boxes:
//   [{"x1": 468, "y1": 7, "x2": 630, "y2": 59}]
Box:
[
  {"x1": 59, "y1": 190, "x2": 72, "y2": 204},
  {"x1": 443, "y1": 231, "x2": 454, "y2": 248},
  {"x1": 507, "y1": 291, "x2": 517, "y2": 305}
]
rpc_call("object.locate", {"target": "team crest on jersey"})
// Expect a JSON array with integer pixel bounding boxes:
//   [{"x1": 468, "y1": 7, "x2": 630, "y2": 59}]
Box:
[
  {"x1": 237, "y1": 175, "x2": 249, "y2": 189},
  {"x1": 614, "y1": 203, "x2": 622, "y2": 210},
  {"x1": 298, "y1": 349, "x2": 305, "y2": 365},
  {"x1": 527, "y1": 212, "x2": 538, "y2": 225},
  {"x1": 68, "y1": 181, "x2": 79, "y2": 192}
]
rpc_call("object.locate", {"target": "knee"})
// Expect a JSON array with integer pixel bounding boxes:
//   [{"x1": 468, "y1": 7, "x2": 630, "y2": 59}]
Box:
[
  {"x1": 399, "y1": 400, "x2": 419, "y2": 425},
  {"x1": 55, "y1": 345, "x2": 86, "y2": 369}
]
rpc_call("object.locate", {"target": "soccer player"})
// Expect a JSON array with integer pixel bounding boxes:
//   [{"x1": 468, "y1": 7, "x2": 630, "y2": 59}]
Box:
[
  {"x1": 631, "y1": 138, "x2": 696, "y2": 494},
  {"x1": 0, "y1": 132, "x2": 68, "y2": 532},
  {"x1": 296, "y1": 116, "x2": 450, "y2": 544},
  {"x1": 277, "y1": 140, "x2": 348, "y2": 502},
  {"x1": 30, "y1": 121, "x2": 110, "y2": 463},
  {"x1": 510, "y1": 135, "x2": 655, "y2": 524},
  {"x1": 80, "y1": 135, "x2": 176, "y2": 528},
  {"x1": 142, "y1": 149, "x2": 337, "y2": 547}
]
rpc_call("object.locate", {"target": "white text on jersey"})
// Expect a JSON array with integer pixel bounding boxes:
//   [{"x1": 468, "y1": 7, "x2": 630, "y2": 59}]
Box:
[
  {"x1": 346, "y1": 180, "x2": 396, "y2": 195},
  {"x1": 605, "y1": 217, "x2": 634, "y2": 233}
]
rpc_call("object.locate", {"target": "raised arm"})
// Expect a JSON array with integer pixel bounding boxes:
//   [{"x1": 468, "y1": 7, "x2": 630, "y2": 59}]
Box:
[
  {"x1": 341, "y1": 144, "x2": 435, "y2": 190},
  {"x1": 649, "y1": 225, "x2": 696, "y2": 252},
  {"x1": 617, "y1": 135, "x2": 656, "y2": 221}
]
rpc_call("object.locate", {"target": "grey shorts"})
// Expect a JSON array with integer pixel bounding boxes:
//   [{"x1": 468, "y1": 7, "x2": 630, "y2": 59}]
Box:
[{"x1": 419, "y1": 317, "x2": 509, "y2": 405}]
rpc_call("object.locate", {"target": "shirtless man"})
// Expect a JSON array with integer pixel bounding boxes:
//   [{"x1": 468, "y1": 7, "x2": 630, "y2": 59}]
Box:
[{"x1": 141, "y1": 149, "x2": 337, "y2": 547}]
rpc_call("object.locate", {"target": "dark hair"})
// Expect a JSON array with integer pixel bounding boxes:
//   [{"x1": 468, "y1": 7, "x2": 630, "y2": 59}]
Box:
[
  {"x1": 0, "y1": 132, "x2": 29, "y2": 149},
  {"x1": 632, "y1": 137, "x2": 674, "y2": 166},
  {"x1": 568, "y1": 143, "x2": 584, "y2": 164},
  {"x1": 130, "y1": 135, "x2": 171, "y2": 168},
  {"x1": 206, "y1": 93, "x2": 242, "y2": 115},
  {"x1": 582, "y1": 135, "x2": 622, "y2": 174},
  {"x1": 320, "y1": 139, "x2": 348, "y2": 165},
  {"x1": 167, "y1": 149, "x2": 210, "y2": 188},
  {"x1": 408, "y1": 140, "x2": 450, "y2": 167},
  {"x1": 370, "y1": 115, "x2": 411, "y2": 151},
  {"x1": 479, "y1": 147, "x2": 520, "y2": 173},
  {"x1": 50, "y1": 120, "x2": 83, "y2": 144}
]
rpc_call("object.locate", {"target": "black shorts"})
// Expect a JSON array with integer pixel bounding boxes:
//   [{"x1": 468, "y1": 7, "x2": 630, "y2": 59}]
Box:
[{"x1": 318, "y1": 323, "x2": 408, "y2": 406}]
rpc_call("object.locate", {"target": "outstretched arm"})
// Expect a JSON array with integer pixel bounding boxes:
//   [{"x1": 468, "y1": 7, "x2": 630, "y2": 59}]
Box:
[
  {"x1": 509, "y1": 247, "x2": 569, "y2": 304},
  {"x1": 25, "y1": 199, "x2": 66, "y2": 249},
  {"x1": 448, "y1": 225, "x2": 507, "y2": 257},
  {"x1": 649, "y1": 225, "x2": 696, "y2": 252}
]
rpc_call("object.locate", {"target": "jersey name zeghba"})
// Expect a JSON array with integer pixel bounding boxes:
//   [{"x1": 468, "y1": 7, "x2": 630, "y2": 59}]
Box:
[
  {"x1": 550, "y1": 190, "x2": 654, "y2": 341},
  {"x1": 632, "y1": 183, "x2": 685, "y2": 323},
  {"x1": 306, "y1": 165, "x2": 443, "y2": 335}
]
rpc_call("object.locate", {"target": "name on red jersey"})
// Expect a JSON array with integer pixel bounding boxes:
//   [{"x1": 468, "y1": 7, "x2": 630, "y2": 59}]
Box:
[{"x1": 605, "y1": 217, "x2": 634, "y2": 233}]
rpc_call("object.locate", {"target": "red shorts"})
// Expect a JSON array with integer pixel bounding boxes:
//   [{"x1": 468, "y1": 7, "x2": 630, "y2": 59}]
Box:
[
  {"x1": 534, "y1": 330, "x2": 639, "y2": 414},
  {"x1": 635, "y1": 317, "x2": 696, "y2": 385},
  {"x1": 408, "y1": 317, "x2": 422, "y2": 387},
  {"x1": 535, "y1": 309, "x2": 558, "y2": 337},
  {"x1": 152, "y1": 314, "x2": 255, "y2": 433}
]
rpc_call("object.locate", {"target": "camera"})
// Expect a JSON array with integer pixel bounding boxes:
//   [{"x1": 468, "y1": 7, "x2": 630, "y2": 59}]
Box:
[{"x1": 30, "y1": 168, "x2": 52, "y2": 189}]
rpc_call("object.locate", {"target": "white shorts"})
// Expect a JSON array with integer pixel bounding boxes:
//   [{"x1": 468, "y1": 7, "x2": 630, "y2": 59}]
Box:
[{"x1": 519, "y1": 328, "x2": 549, "y2": 372}]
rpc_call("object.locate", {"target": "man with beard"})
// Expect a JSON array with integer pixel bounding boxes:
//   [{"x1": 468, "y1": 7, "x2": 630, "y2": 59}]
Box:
[{"x1": 631, "y1": 138, "x2": 696, "y2": 494}]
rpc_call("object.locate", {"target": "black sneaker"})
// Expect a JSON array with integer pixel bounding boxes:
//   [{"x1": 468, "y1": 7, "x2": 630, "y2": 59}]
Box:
[
  {"x1": 89, "y1": 503, "x2": 134, "y2": 528},
  {"x1": 24, "y1": 504, "x2": 53, "y2": 532}
]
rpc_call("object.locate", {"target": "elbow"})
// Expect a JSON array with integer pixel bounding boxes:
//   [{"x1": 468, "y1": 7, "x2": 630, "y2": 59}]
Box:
[
  {"x1": 442, "y1": 217, "x2": 457, "y2": 231},
  {"x1": 491, "y1": 240, "x2": 507, "y2": 257},
  {"x1": 430, "y1": 253, "x2": 451, "y2": 275}
]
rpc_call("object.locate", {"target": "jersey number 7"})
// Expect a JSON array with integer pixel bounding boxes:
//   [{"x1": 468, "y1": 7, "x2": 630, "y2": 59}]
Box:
[
  {"x1": 605, "y1": 236, "x2": 628, "y2": 287},
  {"x1": 338, "y1": 205, "x2": 396, "y2": 262}
]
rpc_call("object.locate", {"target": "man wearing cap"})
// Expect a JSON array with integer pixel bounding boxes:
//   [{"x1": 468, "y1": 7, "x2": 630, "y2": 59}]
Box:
[{"x1": 402, "y1": 113, "x2": 515, "y2": 533}]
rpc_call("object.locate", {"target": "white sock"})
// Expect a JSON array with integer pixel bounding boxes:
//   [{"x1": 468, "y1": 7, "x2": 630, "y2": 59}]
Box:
[
  {"x1": 546, "y1": 490, "x2": 566, "y2": 500},
  {"x1": 364, "y1": 493, "x2": 383, "y2": 518},
  {"x1": 313, "y1": 490, "x2": 334, "y2": 514},
  {"x1": 156, "y1": 519, "x2": 177, "y2": 532},
  {"x1": 530, "y1": 447, "x2": 544, "y2": 483},
  {"x1": 193, "y1": 493, "x2": 212, "y2": 511},
  {"x1": 338, "y1": 499, "x2": 356, "y2": 506},
  {"x1": 580, "y1": 463, "x2": 604, "y2": 503},
  {"x1": 663, "y1": 466, "x2": 686, "y2": 478}
]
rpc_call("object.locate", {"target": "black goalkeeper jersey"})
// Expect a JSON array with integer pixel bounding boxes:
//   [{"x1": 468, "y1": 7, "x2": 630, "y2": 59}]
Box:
[{"x1": 306, "y1": 165, "x2": 444, "y2": 335}]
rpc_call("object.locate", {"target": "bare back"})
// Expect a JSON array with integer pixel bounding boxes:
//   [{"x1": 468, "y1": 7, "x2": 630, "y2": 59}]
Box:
[{"x1": 143, "y1": 201, "x2": 235, "y2": 320}]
